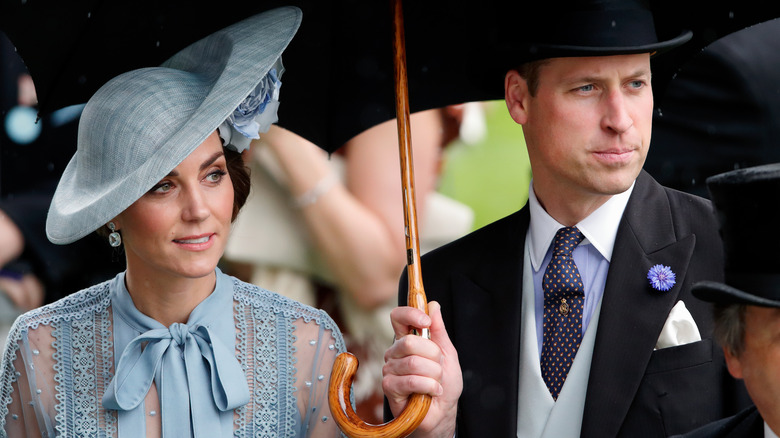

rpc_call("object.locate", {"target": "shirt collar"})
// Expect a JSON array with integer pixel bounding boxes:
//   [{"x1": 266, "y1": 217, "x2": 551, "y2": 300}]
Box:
[
  {"x1": 766, "y1": 422, "x2": 779, "y2": 438},
  {"x1": 527, "y1": 180, "x2": 634, "y2": 271}
]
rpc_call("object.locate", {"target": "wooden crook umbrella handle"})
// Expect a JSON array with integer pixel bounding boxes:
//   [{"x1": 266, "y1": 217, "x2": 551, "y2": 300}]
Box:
[
  {"x1": 328, "y1": 0, "x2": 432, "y2": 436},
  {"x1": 329, "y1": 354, "x2": 431, "y2": 438}
]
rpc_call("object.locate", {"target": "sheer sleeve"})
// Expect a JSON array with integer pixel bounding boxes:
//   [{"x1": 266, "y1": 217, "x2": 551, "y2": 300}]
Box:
[
  {"x1": 292, "y1": 317, "x2": 346, "y2": 438},
  {"x1": 1, "y1": 320, "x2": 58, "y2": 438}
]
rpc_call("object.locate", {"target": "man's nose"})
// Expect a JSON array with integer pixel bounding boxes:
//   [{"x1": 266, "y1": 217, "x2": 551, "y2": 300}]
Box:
[{"x1": 601, "y1": 90, "x2": 634, "y2": 134}]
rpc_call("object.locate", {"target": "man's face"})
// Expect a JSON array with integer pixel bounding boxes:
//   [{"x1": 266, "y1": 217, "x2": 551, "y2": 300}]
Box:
[
  {"x1": 725, "y1": 305, "x2": 780, "y2": 433},
  {"x1": 507, "y1": 54, "x2": 653, "y2": 210}
]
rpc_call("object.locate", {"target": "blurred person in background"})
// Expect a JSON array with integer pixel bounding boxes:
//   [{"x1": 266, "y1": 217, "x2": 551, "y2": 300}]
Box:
[{"x1": 222, "y1": 103, "x2": 478, "y2": 422}]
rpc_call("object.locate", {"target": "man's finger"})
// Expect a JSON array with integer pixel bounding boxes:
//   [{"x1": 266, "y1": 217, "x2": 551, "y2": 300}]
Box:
[
  {"x1": 389, "y1": 306, "x2": 431, "y2": 339},
  {"x1": 382, "y1": 374, "x2": 444, "y2": 401},
  {"x1": 385, "y1": 332, "x2": 441, "y2": 363},
  {"x1": 383, "y1": 348, "x2": 443, "y2": 380},
  {"x1": 427, "y1": 301, "x2": 457, "y2": 355}
]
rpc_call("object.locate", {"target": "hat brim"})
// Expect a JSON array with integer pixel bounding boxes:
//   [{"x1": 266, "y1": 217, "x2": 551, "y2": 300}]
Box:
[
  {"x1": 515, "y1": 30, "x2": 693, "y2": 62},
  {"x1": 692, "y1": 280, "x2": 780, "y2": 308},
  {"x1": 46, "y1": 7, "x2": 302, "y2": 244}
]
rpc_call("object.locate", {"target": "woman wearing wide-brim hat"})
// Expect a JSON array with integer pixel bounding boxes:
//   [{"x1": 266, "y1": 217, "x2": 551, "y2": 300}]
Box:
[{"x1": 0, "y1": 7, "x2": 346, "y2": 437}]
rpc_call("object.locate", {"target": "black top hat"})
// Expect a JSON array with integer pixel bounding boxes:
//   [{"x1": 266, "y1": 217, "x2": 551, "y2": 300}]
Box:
[
  {"x1": 499, "y1": 0, "x2": 692, "y2": 63},
  {"x1": 692, "y1": 162, "x2": 780, "y2": 307}
]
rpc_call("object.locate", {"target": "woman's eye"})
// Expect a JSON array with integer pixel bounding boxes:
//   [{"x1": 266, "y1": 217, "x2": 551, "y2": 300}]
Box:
[
  {"x1": 150, "y1": 182, "x2": 172, "y2": 193},
  {"x1": 206, "y1": 169, "x2": 227, "y2": 183}
]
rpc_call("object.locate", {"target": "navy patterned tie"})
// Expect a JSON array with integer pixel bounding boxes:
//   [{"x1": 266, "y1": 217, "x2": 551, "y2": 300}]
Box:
[{"x1": 540, "y1": 226, "x2": 585, "y2": 400}]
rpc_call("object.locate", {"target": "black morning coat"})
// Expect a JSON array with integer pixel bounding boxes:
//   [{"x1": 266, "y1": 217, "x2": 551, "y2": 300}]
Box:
[
  {"x1": 674, "y1": 405, "x2": 764, "y2": 438},
  {"x1": 398, "y1": 170, "x2": 751, "y2": 437}
]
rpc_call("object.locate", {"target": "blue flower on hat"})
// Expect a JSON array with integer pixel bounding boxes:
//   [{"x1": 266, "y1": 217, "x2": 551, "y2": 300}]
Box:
[
  {"x1": 219, "y1": 65, "x2": 283, "y2": 152},
  {"x1": 229, "y1": 67, "x2": 281, "y2": 136},
  {"x1": 647, "y1": 264, "x2": 676, "y2": 291}
]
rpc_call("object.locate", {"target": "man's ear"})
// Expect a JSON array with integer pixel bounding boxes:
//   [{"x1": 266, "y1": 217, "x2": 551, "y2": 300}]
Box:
[
  {"x1": 505, "y1": 70, "x2": 531, "y2": 125},
  {"x1": 723, "y1": 346, "x2": 744, "y2": 380}
]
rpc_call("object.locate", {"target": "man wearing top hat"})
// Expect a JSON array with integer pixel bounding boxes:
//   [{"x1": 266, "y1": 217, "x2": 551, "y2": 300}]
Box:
[
  {"x1": 380, "y1": 1, "x2": 749, "y2": 437},
  {"x1": 673, "y1": 163, "x2": 780, "y2": 438}
]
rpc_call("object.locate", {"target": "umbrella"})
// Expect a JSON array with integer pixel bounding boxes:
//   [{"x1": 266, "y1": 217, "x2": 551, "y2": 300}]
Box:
[
  {"x1": 324, "y1": 5, "x2": 436, "y2": 436},
  {"x1": 0, "y1": 0, "x2": 507, "y2": 152},
  {"x1": 3, "y1": 1, "x2": 780, "y2": 147},
  {"x1": 647, "y1": 17, "x2": 780, "y2": 198},
  {"x1": 649, "y1": 0, "x2": 780, "y2": 102}
]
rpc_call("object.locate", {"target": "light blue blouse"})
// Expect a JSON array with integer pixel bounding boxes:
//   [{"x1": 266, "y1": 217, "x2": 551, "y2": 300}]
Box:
[{"x1": 0, "y1": 269, "x2": 346, "y2": 437}]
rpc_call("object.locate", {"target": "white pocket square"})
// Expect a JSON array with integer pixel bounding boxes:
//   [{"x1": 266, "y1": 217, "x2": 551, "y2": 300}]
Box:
[{"x1": 655, "y1": 300, "x2": 701, "y2": 350}]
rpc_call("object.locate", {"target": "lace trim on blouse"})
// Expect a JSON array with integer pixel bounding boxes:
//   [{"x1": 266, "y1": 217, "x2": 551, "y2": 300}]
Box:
[{"x1": 0, "y1": 275, "x2": 345, "y2": 437}]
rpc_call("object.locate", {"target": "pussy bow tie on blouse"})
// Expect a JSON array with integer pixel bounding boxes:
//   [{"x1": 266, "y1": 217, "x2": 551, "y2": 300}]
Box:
[{"x1": 103, "y1": 274, "x2": 250, "y2": 438}]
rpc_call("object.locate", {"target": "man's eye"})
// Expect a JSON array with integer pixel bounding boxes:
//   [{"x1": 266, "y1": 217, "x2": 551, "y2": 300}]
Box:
[{"x1": 577, "y1": 84, "x2": 594, "y2": 92}]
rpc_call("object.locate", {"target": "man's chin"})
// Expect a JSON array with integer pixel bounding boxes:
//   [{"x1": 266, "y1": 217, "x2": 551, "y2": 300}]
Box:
[{"x1": 596, "y1": 172, "x2": 640, "y2": 196}]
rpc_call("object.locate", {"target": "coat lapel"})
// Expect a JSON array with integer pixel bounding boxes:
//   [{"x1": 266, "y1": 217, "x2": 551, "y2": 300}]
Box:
[
  {"x1": 448, "y1": 208, "x2": 528, "y2": 437},
  {"x1": 581, "y1": 172, "x2": 698, "y2": 437}
]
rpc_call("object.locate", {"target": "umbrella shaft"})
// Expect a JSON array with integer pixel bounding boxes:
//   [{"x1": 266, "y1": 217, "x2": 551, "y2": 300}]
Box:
[{"x1": 392, "y1": 0, "x2": 425, "y2": 307}]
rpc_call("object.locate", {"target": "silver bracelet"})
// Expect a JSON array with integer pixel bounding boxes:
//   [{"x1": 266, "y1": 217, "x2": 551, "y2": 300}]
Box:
[{"x1": 292, "y1": 173, "x2": 337, "y2": 208}]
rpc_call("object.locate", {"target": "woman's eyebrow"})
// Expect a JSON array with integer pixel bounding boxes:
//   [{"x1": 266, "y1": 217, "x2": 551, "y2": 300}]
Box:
[
  {"x1": 199, "y1": 151, "x2": 225, "y2": 171},
  {"x1": 164, "y1": 151, "x2": 225, "y2": 177}
]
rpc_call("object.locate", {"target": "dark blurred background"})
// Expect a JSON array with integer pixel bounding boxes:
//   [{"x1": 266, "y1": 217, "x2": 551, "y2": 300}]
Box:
[
  {"x1": 1, "y1": 31, "x2": 124, "y2": 307},
  {"x1": 647, "y1": 17, "x2": 780, "y2": 198}
]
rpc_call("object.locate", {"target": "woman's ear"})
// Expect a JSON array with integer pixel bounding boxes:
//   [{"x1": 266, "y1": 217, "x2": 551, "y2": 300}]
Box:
[
  {"x1": 505, "y1": 70, "x2": 531, "y2": 125},
  {"x1": 108, "y1": 217, "x2": 121, "y2": 231}
]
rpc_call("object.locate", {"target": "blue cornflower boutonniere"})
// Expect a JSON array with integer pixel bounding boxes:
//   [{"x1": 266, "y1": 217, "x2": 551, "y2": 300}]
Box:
[{"x1": 647, "y1": 264, "x2": 676, "y2": 291}]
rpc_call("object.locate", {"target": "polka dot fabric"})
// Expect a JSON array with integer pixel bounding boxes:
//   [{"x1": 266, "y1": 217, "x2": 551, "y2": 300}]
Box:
[{"x1": 540, "y1": 226, "x2": 585, "y2": 400}]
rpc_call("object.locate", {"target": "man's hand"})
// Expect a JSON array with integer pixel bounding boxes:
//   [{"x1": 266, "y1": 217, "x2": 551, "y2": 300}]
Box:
[{"x1": 383, "y1": 301, "x2": 462, "y2": 438}]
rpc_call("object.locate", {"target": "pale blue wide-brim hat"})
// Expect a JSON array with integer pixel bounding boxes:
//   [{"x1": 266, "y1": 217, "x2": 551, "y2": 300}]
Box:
[{"x1": 46, "y1": 6, "x2": 302, "y2": 244}]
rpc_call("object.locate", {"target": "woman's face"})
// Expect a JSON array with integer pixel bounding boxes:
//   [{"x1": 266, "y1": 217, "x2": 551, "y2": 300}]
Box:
[{"x1": 114, "y1": 132, "x2": 234, "y2": 281}]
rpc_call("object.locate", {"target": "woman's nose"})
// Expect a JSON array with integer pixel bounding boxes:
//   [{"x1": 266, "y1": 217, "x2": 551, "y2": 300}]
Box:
[{"x1": 180, "y1": 186, "x2": 210, "y2": 222}]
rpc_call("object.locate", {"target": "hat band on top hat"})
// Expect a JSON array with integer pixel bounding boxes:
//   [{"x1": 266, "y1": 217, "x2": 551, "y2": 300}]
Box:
[{"x1": 726, "y1": 272, "x2": 780, "y2": 302}]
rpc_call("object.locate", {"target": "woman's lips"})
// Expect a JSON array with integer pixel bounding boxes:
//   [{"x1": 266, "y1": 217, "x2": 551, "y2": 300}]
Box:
[{"x1": 173, "y1": 234, "x2": 214, "y2": 250}]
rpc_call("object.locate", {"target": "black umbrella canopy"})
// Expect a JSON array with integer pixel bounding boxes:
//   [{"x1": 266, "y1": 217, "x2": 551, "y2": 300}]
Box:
[
  {"x1": 649, "y1": 0, "x2": 780, "y2": 102},
  {"x1": 0, "y1": 0, "x2": 508, "y2": 153},
  {"x1": 2, "y1": 0, "x2": 779, "y2": 153},
  {"x1": 647, "y1": 17, "x2": 780, "y2": 197},
  {"x1": 0, "y1": 1, "x2": 268, "y2": 111}
]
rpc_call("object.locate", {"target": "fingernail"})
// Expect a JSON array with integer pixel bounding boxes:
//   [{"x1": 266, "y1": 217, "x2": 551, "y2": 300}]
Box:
[{"x1": 436, "y1": 384, "x2": 444, "y2": 396}]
